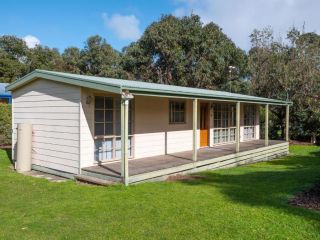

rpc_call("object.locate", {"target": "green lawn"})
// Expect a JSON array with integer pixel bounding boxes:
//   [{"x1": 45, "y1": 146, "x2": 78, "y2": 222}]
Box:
[{"x1": 0, "y1": 146, "x2": 320, "y2": 239}]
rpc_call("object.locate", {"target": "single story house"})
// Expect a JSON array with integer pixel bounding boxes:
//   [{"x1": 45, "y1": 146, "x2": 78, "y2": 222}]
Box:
[
  {"x1": 0, "y1": 83, "x2": 12, "y2": 104},
  {"x1": 6, "y1": 70, "x2": 291, "y2": 185}
]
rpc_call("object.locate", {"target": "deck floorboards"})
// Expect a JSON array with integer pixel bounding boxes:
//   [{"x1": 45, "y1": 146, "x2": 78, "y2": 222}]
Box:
[{"x1": 83, "y1": 140, "x2": 285, "y2": 178}]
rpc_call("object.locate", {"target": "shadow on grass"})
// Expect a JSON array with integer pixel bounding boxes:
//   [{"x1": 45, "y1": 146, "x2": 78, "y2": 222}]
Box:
[
  {"x1": 180, "y1": 153, "x2": 320, "y2": 224},
  {"x1": 310, "y1": 151, "x2": 320, "y2": 157},
  {"x1": 3, "y1": 148, "x2": 13, "y2": 165}
]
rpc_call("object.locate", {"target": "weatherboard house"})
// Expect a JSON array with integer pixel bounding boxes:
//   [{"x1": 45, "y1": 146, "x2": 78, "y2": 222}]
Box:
[{"x1": 7, "y1": 70, "x2": 291, "y2": 185}]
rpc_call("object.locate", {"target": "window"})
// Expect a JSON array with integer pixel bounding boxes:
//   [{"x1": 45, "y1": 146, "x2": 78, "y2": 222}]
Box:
[
  {"x1": 169, "y1": 101, "x2": 186, "y2": 124},
  {"x1": 94, "y1": 97, "x2": 114, "y2": 136},
  {"x1": 243, "y1": 105, "x2": 256, "y2": 140},
  {"x1": 213, "y1": 103, "x2": 236, "y2": 144},
  {"x1": 94, "y1": 96, "x2": 134, "y2": 161},
  {"x1": 244, "y1": 105, "x2": 255, "y2": 126}
]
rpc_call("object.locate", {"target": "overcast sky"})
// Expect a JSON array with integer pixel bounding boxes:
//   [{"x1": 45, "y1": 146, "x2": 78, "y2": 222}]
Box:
[{"x1": 0, "y1": 0, "x2": 318, "y2": 51}]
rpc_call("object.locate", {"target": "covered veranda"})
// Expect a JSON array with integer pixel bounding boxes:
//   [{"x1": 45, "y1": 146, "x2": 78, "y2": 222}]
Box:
[
  {"x1": 83, "y1": 90, "x2": 291, "y2": 185},
  {"x1": 82, "y1": 139, "x2": 288, "y2": 184}
]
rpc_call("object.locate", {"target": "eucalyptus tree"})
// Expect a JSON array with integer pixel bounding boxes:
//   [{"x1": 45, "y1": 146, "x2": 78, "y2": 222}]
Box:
[
  {"x1": 28, "y1": 45, "x2": 65, "y2": 72},
  {"x1": 122, "y1": 14, "x2": 247, "y2": 91},
  {"x1": 0, "y1": 35, "x2": 30, "y2": 82},
  {"x1": 62, "y1": 47, "x2": 81, "y2": 74},
  {"x1": 80, "y1": 35, "x2": 125, "y2": 78},
  {"x1": 248, "y1": 27, "x2": 320, "y2": 142}
]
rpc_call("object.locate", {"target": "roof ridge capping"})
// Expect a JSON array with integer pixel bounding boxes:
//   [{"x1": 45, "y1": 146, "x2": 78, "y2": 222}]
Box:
[{"x1": 6, "y1": 69, "x2": 292, "y2": 105}]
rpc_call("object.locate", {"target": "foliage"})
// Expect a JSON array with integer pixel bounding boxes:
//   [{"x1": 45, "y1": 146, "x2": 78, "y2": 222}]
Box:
[
  {"x1": 79, "y1": 35, "x2": 126, "y2": 78},
  {"x1": 0, "y1": 35, "x2": 30, "y2": 83},
  {"x1": 0, "y1": 34, "x2": 128, "y2": 81},
  {"x1": 1, "y1": 145, "x2": 320, "y2": 239},
  {"x1": 62, "y1": 47, "x2": 81, "y2": 74},
  {"x1": 1, "y1": 15, "x2": 320, "y2": 142},
  {"x1": 0, "y1": 104, "x2": 11, "y2": 145},
  {"x1": 122, "y1": 15, "x2": 248, "y2": 91},
  {"x1": 248, "y1": 27, "x2": 320, "y2": 142},
  {"x1": 29, "y1": 45, "x2": 65, "y2": 72}
]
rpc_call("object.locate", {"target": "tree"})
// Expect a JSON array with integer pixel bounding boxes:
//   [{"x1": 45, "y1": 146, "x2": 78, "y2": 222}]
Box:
[
  {"x1": 62, "y1": 47, "x2": 81, "y2": 73},
  {"x1": 290, "y1": 32, "x2": 320, "y2": 143},
  {"x1": 80, "y1": 35, "x2": 124, "y2": 78},
  {"x1": 248, "y1": 27, "x2": 320, "y2": 142},
  {"x1": 122, "y1": 15, "x2": 247, "y2": 91},
  {"x1": 0, "y1": 35, "x2": 30, "y2": 83},
  {"x1": 29, "y1": 45, "x2": 65, "y2": 72},
  {"x1": 0, "y1": 34, "x2": 128, "y2": 82}
]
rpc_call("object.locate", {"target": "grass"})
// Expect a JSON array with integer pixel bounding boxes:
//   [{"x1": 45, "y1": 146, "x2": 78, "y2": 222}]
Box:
[{"x1": 0, "y1": 145, "x2": 320, "y2": 239}]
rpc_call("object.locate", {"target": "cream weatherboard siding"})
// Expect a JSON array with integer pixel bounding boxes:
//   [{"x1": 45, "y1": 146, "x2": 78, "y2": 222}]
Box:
[
  {"x1": 80, "y1": 93, "x2": 262, "y2": 162},
  {"x1": 12, "y1": 80, "x2": 263, "y2": 173},
  {"x1": 79, "y1": 88, "x2": 95, "y2": 168},
  {"x1": 12, "y1": 79, "x2": 81, "y2": 174},
  {"x1": 134, "y1": 96, "x2": 200, "y2": 159},
  {"x1": 6, "y1": 70, "x2": 289, "y2": 184},
  {"x1": 79, "y1": 93, "x2": 201, "y2": 162}
]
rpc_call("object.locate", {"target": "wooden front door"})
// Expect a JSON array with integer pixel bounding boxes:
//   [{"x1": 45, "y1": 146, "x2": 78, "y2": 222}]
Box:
[{"x1": 200, "y1": 103, "x2": 209, "y2": 147}]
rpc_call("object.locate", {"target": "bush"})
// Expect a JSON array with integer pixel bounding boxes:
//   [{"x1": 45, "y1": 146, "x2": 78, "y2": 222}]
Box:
[{"x1": 0, "y1": 103, "x2": 12, "y2": 146}]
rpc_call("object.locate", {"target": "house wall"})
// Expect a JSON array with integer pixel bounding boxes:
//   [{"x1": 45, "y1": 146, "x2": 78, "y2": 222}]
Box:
[
  {"x1": 79, "y1": 92, "x2": 262, "y2": 165},
  {"x1": 10, "y1": 78, "x2": 263, "y2": 173},
  {"x1": 79, "y1": 88, "x2": 125, "y2": 166},
  {"x1": 80, "y1": 88, "x2": 95, "y2": 168},
  {"x1": 79, "y1": 93, "x2": 200, "y2": 163},
  {"x1": 134, "y1": 96, "x2": 200, "y2": 159},
  {"x1": 12, "y1": 79, "x2": 81, "y2": 174}
]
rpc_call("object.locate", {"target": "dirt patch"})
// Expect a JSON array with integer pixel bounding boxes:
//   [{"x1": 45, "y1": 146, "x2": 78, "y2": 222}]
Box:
[
  {"x1": 0, "y1": 144, "x2": 11, "y2": 149},
  {"x1": 166, "y1": 174, "x2": 207, "y2": 182},
  {"x1": 289, "y1": 140, "x2": 315, "y2": 146},
  {"x1": 289, "y1": 183, "x2": 320, "y2": 211},
  {"x1": 22, "y1": 170, "x2": 68, "y2": 183}
]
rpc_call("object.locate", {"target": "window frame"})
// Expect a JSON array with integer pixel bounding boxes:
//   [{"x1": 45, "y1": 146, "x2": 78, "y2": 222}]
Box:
[
  {"x1": 93, "y1": 95, "x2": 134, "y2": 162},
  {"x1": 169, "y1": 100, "x2": 186, "y2": 124},
  {"x1": 212, "y1": 103, "x2": 236, "y2": 145},
  {"x1": 243, "y1": 104, "x2": 256, "y2": 140},
  {"x1": 94, "y1": 96, "x2": 114, "y2": 137}
]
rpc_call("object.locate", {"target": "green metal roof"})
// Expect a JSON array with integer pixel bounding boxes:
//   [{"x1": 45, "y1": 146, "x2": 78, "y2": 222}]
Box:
[{"x1": 6, "y1": 69, "x2": 292, "y2": 105}]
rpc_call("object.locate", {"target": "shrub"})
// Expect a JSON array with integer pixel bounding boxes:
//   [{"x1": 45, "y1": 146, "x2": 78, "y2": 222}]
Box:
[{"x1": 0, "y1": 103, "x2": 12, "y2": 145}]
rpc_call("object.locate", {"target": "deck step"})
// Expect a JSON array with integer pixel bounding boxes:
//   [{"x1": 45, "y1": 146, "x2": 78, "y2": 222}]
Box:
[
  {"x1": 81, "y1": 169, "x2": 122, "y2": 182},
  {"x1": 75, "y1": 174, "x2": 116, "y2": 186}
]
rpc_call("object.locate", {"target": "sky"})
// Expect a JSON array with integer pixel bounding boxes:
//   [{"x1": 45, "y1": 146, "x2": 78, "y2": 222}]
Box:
[{"x1": 0, "y1": 0, "x2": 319, "y2": 52}]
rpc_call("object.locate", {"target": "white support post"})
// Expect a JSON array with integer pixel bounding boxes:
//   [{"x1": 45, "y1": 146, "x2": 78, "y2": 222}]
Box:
[
  {"x1": 285, "y1": 105, "x2": 290, "y2": 142},
  {"x1": 193, "y1": 98, "x2": 198, "y2": 162},
  {"x1": 265, "y1": 104, "x2": 269, "y2": 147},
  {"x1": 121, "y1": 99, "x2": 129, "y2": 186},
  {"x1": 236, "y1": 101, "x2": 240, "y2": 153},
  {"x1": 120, "y1": 100, "x2": 124, "y2": 178}
]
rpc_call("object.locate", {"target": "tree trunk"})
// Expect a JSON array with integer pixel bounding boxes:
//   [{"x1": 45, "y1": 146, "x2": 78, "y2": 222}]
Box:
[{"x1": 310, "y1": 132, "x2": 317, "y2": 144}]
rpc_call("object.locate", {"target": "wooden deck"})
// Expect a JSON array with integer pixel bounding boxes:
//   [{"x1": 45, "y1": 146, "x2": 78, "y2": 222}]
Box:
[{"x1": 82, "y1": 140, "x2": 288, "y2": 183}]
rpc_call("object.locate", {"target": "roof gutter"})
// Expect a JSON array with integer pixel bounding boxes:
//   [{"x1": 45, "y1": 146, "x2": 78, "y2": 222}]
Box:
[
  {"x1": 6, "y1": 70, "x2": 122, "y2": 94},
  {"x1": 128, "y1": 89, "x2": 292, "y2": 106}
]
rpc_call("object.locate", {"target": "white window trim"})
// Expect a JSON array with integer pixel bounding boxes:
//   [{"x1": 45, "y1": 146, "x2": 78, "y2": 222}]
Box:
[
  {"x1": 212, "y1": 103, "x2": 236, "y2": 145},
  {"x1": 169, "y1": 100, "x2": 186, "y2": 124},
  {"x1": 243, "y1": 105, "x2": 256, "y2": 141},
  {"x1": 94, "y1": 95, "x2": 134, "y2": 162}
]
